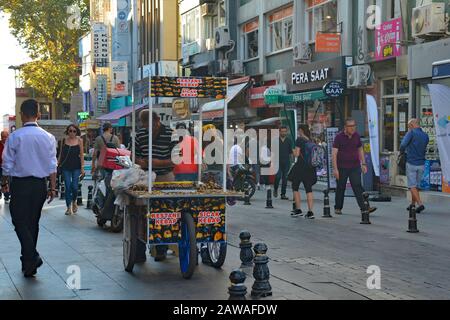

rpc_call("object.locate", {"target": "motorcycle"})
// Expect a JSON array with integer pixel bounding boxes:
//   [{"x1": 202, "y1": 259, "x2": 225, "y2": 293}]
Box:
[
  {"x1": 92, "y1": 156, "x2": 131, "y2": 233},
  {"x1": 228, "y1": 164, "x2": 256, "y2": 200}
]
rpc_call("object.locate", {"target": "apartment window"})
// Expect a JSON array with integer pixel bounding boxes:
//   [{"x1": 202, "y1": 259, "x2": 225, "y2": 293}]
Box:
[
  {"x1": 182, "y1": 8, "x2": 200, "y2": 45},
  {"x1": 242, "y1": 19, "x2": 259, "y2": 60},
  {"x1": 218, "y1": 1, "x2": 226, "y2": 27},
  {"x1": 305, "y1": 0, "x2": 338, "y2": 43},
  {"x1": 40, "y1": 103, "x2": 52, "y2": 120},
  {"x1": 267, "y1": 5, "x2": 293, "y2": 53}
]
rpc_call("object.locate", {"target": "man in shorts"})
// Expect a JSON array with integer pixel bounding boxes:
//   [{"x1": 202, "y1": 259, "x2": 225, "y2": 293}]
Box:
[{"x1": 400, "y1": 119, "x2": 429, "y2": 213}]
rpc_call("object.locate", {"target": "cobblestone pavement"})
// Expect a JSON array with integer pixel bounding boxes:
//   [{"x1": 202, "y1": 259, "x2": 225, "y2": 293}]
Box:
[{"x1": 1, "y1": 183, "x2": 450, "y2": 300}]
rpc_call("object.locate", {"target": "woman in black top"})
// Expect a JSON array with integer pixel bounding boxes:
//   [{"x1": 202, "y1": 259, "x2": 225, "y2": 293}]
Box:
[
  {"x1": 291, "y1": 124, "x2": 317, "y2": 219},
  {"x1": 58, "y1": 125, "x2": 85, "y2": 215}
]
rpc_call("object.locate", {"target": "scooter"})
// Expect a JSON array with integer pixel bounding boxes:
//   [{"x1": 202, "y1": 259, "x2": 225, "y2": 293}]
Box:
[
  {"x1": 228, "y1": 164, "x2": 256, "y2": 200},
  {"x1": 92, "y1": 156, "x2": 130, "y2": 233}
]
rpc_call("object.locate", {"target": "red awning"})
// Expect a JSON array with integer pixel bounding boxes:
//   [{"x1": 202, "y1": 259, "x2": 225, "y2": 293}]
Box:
[{"x1": 249, "y1": 86, "x2": 270, "y2": 108}]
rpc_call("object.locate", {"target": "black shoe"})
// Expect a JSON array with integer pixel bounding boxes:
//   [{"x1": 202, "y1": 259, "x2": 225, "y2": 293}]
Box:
[
  {"x1": 291, "y1": 209, "x2": 303, "y2": 218},
  {"x1": 273, "y1": 190, "x2": 278, "y2": 198},
  {"x1": 280, "y1": 195, "x2": 289, "y2": 200},
  {"x1": 416, "y1": 205, "x2": 425, "y2": 214},
  {"x1": 368, "y1": 207, "x2": 377, "y2": 214},
  {"x1": 335, "y1": 209, "x2": 343, "y2": 215},
  {"x1": 23, "y1": 257, "x2": 43, "y2": 278},
  {"x1": 305, "y1": 211, "x2": 315, "y2": 219}
]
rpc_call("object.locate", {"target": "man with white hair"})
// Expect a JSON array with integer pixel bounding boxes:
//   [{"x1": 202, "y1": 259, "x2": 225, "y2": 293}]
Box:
[{"x1": 400, "y1": 119, "x2": 429, "y2": 214}]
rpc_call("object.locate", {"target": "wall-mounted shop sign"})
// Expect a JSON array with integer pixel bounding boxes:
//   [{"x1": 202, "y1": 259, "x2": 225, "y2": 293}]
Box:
[
  {"x1": 375, "y1": 18, "x2": 402, "y2": 61},
  {"x1": 286, "y1": 56, "x2": 349, "y2": 93},
  {"x1": 323, "y1": 81, "x2": 345, "y2": 98},
  {"x1": 150, "y1": 76, "x2": 227, "y2": 99},
  {"x1": 77, "y1": 112, "x2": 90, "y2": 121}
]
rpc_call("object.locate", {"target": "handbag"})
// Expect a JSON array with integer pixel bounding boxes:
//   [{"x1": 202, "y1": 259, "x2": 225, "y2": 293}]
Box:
[{"x1": 397, "y1": 132, "x2": 414, "y2": 171}]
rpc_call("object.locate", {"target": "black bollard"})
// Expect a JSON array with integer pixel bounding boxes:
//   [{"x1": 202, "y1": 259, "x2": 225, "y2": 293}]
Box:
[
  {"x1": 239, "y1": 230, "x2": 254, "y2": 269},
  {"x1": 77, "y1": 183, "x2": 83, "y2": 206},
  {"x1": 228, "y1": 270, "x2": 247, "y2": 300},
  {"x1": 360, "y1": 192, "x2": 371, "y2": 225},
  {"x1": 251, "y1": 243, "x2": 272, "y2": 298},
  {"x1": 243, "y1": 188, "x2": 251, "y2": 205},
  {"x1": 60, "y1": 176, "x2": 65, "y2": 200},
  {"x1": 86, "y1": 185, "x2": 94, "y2": 209},
  {"x1": 322, "y1": 189, "x2": 333, "y2": 218},
  {"x1": 265, "y1": 188, "x2": 274, "y2": 209},
  {"x1": 407, "y1": 205, "x2": 419, "y2": 233}
]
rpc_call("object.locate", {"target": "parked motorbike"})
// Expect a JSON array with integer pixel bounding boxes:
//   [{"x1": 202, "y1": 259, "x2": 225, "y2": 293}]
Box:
[
  {"x1": 92, "y1": 156, "x2": 131, "y2": 233},
  {"x1": 228, "y1": 164, "x2": 256, "y2": 199}
]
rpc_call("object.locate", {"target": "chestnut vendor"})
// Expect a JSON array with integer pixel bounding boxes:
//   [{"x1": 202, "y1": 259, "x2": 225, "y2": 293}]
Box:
[{"x1": 135, "y1": 110, "x2": 177, "y2": 262}]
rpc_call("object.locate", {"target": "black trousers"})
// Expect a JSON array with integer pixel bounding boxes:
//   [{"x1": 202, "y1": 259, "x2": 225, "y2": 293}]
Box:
[
  {"x1": 274, "y1": 162, "x2": 290, "y2": 195},
  {"x1": 10, "y1": 177, "x2": 47, "y2": 266},
  {"x1": 335, "y1": 167, "x2": 365, "y2": 211}
]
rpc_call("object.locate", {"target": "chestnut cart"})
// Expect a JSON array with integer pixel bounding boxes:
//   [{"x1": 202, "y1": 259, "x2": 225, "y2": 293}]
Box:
[
  {"x1": 123, "y1": 75, "x2": 236, "y2": 279},
  {"x1": 122, "y1": 190, "x2": 240, "y2": 279}
]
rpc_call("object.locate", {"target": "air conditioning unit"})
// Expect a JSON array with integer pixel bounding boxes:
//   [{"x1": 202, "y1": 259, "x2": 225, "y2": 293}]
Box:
[
  {"x1": 205, "y1": 38, "x2": 215, "y2": 51},
  {"x1": 231, "y1": 60, "x2": 244, "y2": 75},
  {"x1": 275, "y1": 70, "x2": 286, "y2": 85},
  {"x1": 208, "y1": 59, "x2": 229, "y2": 75},
  {"x1": 293, "y1": 42, "x2": 312, "y2": 62},
  {"x1": 412, "y1": 3, "x2": 446, "y2": 38},
  {"x1": 201, "y1": 3, "x2": 216, "y2": 16},
  {"x1": 215, "y1": 26, "x2": 230, "y2": 49},
  {"x1": 347, "y1": 65, "x2": 371, "y2": 88}
]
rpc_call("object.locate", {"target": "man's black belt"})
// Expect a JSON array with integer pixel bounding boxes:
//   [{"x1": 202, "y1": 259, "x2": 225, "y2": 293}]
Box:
[{"x1": 12, "y1": 176, "x2": 46, "y2": 181}]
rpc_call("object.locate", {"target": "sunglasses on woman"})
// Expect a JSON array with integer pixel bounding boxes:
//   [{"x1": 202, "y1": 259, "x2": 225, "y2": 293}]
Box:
[{"x1": 68, "y1": 129, "x2": 77, "y2": 133}]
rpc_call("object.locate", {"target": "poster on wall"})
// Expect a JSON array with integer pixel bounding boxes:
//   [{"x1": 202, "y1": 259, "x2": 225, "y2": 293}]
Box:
[
  {"x1": 326, "y1": 127, "x2": 339, "y2": 190},
  {"x1": 111, "y1": 61, "x2": 128, "y2": 97}
]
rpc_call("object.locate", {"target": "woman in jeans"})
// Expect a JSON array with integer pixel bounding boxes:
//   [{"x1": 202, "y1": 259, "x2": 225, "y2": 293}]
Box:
[
  {"x1": 291, "y1": 125, "x2": 317, "y2": 219},
  {"x1": 58, "y1": 124, "x2": 85, "y2": 215}
]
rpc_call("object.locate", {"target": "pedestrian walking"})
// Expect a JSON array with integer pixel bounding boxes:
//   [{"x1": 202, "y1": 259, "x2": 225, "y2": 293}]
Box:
[
  {"x1": 332, "y1": 118, "x2": 376, "y2": 215},
  {"x1": 1, "y1": 99, "x2": 57, "y2": 278},
  {"x1": 0, "y1": 130, "x2": 10, "y2": 202},
  {"x1": 291, "y1": 125, "x2": 318, "y2": 219},
  {"x1": 58, "y1": 124, "x2": 85, "y2": 215},
  {"x1": 274, "y1": 126, "x2": 293, "y2": 200},
  {"x1": 91, "y1": 122, "x2": 120, "y2": 177},
  {"x1": 400, "y1": 119, "x2": 429, "y2": 213}
]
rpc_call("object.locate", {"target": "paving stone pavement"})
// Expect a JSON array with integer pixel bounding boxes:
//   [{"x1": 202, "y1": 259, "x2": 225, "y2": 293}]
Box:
[{"x1": 1, "y1": 182, "x2": 450, "y2": 300}]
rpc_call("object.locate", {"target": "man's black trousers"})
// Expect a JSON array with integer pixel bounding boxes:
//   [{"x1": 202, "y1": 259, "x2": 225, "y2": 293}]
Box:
[{"x1": 10, "y1": 177, "x2": 47, "y2": 266}]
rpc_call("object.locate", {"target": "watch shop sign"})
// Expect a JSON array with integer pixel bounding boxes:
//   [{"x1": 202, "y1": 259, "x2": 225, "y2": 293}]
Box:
[
  {"x1": 323, "y1": 81, "x2": 345, "y2": 98},
  {"x1": 286, "y1": 57, "x2": 346, "y2": 93}
]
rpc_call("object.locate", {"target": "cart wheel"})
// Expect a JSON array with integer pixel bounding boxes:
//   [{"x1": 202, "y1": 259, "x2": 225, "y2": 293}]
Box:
[
  {"x1": 123, "y1": 211, "x2": 137, "y2": 273},
  {"x1": 111, "y1": 205, "x2": 124, "y2": 233},
  {"x1": 178, "y1": 212, "x2": 197, "y2": 279},
  {"x1": 206, "y1": 242, "x2": 227, "y2": 268}
]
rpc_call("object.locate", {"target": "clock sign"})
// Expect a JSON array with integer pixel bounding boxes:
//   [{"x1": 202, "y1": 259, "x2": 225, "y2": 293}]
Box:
[{"x1": 323, "y1": 81, "x2": 345, "y2": 98}]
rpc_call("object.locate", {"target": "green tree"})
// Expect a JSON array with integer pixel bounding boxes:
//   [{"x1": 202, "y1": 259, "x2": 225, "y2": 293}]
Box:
[{"x1": 0, "y1": 0, "x2": 90, "y2": 115}]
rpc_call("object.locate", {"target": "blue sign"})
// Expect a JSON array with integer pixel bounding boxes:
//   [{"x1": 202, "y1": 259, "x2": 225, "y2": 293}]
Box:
[
  {"x1": 432, "y1": 62, "x2": 450, "y2": 79},
  {"x1": 118, "y1": 11, "x2": 127, "y2": 20},
  {"x1": 323, "y1": 81, "x2": 345, "y2": 98}
]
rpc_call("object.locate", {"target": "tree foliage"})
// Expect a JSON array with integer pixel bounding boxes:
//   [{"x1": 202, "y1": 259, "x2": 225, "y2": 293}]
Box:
[{"x1": 0, "y1": 0, "x2": 90, "y2": 102}]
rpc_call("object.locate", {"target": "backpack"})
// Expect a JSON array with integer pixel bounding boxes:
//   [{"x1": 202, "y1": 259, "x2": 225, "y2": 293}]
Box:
[{"x1": 301, "y1": 140, "x2": 325, "y2": 169}]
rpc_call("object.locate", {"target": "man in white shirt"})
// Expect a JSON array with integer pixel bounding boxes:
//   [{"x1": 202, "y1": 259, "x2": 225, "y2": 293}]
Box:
[
  {"x1": 1, "y1": 99, "x2": 57, "y2": 278},
  {"x1": 227, "y1": 138, "x2": 244, "y2": 178}
]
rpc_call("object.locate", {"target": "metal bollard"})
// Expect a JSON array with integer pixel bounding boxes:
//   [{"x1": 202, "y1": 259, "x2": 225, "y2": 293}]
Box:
[
  {"x1": 251, "y1": 243, "x2": 272, "y2": 298},
  {"x1": 243, "y1": 188, "x2": 251, "y2": 205},
  {"x1": 265, "y1": 187, "x2": 274, "y2": 209},
  {"x1": 322, "y1": 189, "x2": 333, "y2": 218},
  {"x1": 228, "y1": 270, "x2": 247, "y2": 300},
  {"x1": 77, "y1": 183, "x2": 83, "y2": 206},
  {"x1": 239, "y1": 230, "x2": 254, "y2": 270},
  {"x1": 59, "y1": 176, "x2": 65, "y2": 200},
  {"x1": 86, "y1": 185, "x2": 94, "y2": 209},
  {"x1": 407, "y1": 205, "x2": 419, "y2": 233},
  {"x1": 360, "y1": 192, "x2": 371, "y2": 225}
]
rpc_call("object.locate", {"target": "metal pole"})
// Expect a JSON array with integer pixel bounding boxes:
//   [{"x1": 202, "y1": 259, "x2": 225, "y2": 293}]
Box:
[
  {"x1": 131, "y1": 0, "x2": 137, "y2": 165},
  {"x1": 223, "y1": 79, "x2": 228, "y2": 192},
  {"x1": 148, "y1": 75, "x2": 153, "y2": 193},
  {"x1": 198, "y1": 100, "x2": 203, "y2": 184}
]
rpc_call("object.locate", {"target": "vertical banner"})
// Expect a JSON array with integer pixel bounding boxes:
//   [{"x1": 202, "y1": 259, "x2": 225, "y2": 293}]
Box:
[
  {"x1": 92, "y1": 23, "x2": 109, "y2": 67},
  {"x1": 428, "y1": 84, "x2": 450, "y2": 182},
  {"x1": 326, "y1": 127, "x2": 339, "y2": 189},
  {"x1": 375, "y1": 18, "x2": 402, "y2": 61},
  {"x1": 366, "y1": 95, "x2": 380, "y2": 176},
  {"x1": 97, "y1": 75, "x2": 108, "y2": 114},
  {"x1": 111, "y1": 61, "x2": 128, "y2": 97}
]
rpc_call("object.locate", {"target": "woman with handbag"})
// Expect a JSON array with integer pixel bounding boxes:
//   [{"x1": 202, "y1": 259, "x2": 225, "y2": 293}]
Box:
[
  {"x1": 291, "y1": 125, "x2": 318, "y2": 219},
  {"x1": 58, "y1": 124, "x2": 85, "y2": 215}
]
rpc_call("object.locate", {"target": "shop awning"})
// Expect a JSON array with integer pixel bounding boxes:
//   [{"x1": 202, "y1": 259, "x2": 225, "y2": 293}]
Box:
[
  {"x1": 201, "y1": 82, "x2": 249, "y2": 120},
  {"x1": 96, "y1": 103, "x2": 147, "y2": 121},
  {"x1": 247, "y1": 117, "x2": 282, "y2": 127},
  {"x1": 264, "y1": 88, "x2": 326, "y2": 105}
]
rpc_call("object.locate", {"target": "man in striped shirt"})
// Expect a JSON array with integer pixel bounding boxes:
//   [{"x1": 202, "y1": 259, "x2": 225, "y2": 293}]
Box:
[{"x1": 136, "y1": 110, "x2": 176, "y2": 182}]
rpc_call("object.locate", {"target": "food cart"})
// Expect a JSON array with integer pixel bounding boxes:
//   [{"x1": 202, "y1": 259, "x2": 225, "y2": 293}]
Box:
[{"x1": 122, "y1": 76, "x2": 241, "y2": 279}]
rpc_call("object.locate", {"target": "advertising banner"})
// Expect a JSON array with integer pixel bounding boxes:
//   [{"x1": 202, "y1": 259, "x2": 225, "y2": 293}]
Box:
[
  {"x1": 428, "y1": 84, "x2": 450, "y2": 182},
  {"x1": 97, "y1": 75, "x2": 108, "y2": 114},
  {"x1": 367, "y1": 95, "x2": 380, "y2": 176},
  {"x1": 111, "y1": 61, "x2": 128, "y2": 97},
  {"x1": 92, "y1": 23, "x2": 109, "y2": 67},
  {"x1": 375, "y1": 18, "x2": 402, "y2": 61},
  {"x1": 151, "y1": 76, "x2": 227, "y2": 99}
]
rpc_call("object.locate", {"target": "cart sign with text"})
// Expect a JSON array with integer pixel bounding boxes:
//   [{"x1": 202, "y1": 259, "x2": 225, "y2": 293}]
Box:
[
  {"x1": 151, "y1": 76, "x2": 227, "y2": 99},
  {"x1": 315, "y1": 33, "x2": 341, "y2": 53},
  {"x1": 375, "y1": 18, "x2": 402, "y2": 61}
]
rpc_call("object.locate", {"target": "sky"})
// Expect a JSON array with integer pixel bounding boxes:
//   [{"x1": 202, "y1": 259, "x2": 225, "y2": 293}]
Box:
[{"x1": 0, "y1": 13, "x2": 31, "y2": 116}]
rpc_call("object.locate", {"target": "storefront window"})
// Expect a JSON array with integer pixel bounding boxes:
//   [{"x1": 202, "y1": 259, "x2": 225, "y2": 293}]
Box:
[
  {"x1": 242, "y1": 20, "x2": 259, "y2": 59},
  {"x1": 383, "y1": 98, "x2": 394, "y2": 152},
  {"x1": 305, "y1": 0, "x2": 338, "y2": 43},
  {"x1": 397, "y1": 78, "x2": 409, "y2": 94},
  {"x1": 397, "y1": 98, "x2": 409, "y2": 151},
  {"x1": 267, "y1": 6, "x2": 293, "y2": 52},
  {"x1": 384, "y1": 79, "x2": 395, "y2": 95}
]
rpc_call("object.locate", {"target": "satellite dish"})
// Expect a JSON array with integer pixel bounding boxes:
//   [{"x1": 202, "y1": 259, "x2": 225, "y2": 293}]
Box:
[{"x1": 414, "y1": 9, "x2": 424, "y2": 34}]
